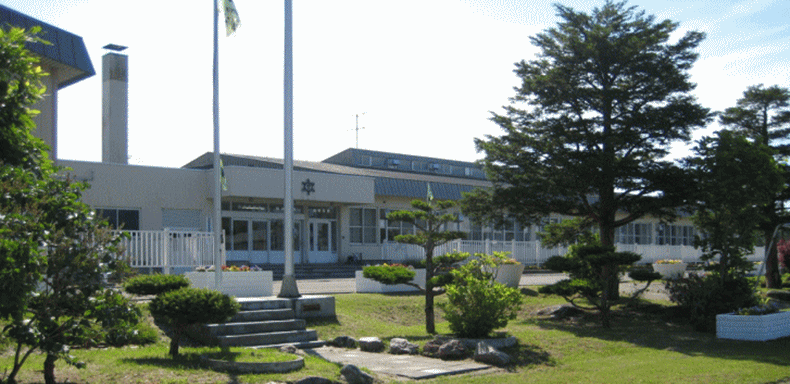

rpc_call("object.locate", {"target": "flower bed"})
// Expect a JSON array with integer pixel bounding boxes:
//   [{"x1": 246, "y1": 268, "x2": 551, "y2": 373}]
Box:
[
  {"x1": 716, "y1": 310, "x2": 790, "y2": 341},
  {"x1": 652, "y1": 261, "x2": 687, "y2": 279},
  {"x1": 185, "y1": 271, "x2": 273, "y2": 297},
  {"x1": 355, "y1": 268, "x2": 426, "y2": 293}
]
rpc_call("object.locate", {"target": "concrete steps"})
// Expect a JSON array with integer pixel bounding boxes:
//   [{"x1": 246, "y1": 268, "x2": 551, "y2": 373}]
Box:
[{"x1": 188, "y1": 297, "x2": 326, "y2": 349}]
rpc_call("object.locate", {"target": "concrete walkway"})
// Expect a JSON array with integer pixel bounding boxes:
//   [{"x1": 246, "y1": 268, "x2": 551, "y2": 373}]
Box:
[{"x1": 305, "y1": 346, "x2": 493, "y2": 380}]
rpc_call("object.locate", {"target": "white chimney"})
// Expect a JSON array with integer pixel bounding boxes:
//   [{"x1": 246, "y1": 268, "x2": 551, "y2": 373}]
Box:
[{"x1": 102, "y1": 44, "x2": 128, "y2": 164}]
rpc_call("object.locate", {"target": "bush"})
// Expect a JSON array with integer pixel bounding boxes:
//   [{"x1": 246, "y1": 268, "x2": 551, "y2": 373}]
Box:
[
  {"x1": 123, "y1": 274, "x2": 190, "y2": 296},
  {"x1": 439, "y1": 254, "x2": 524, "y2": 338},
  {"x1": 91, "y1": 289, "x2": 142, "y2": 346},
  {"x1": 666, "y1": 273, "x2": 758, "y2": 332},
  {"x1": 149, "y1": 287, "x2": 240, "y2": 356},
  {"x1": 362, "y1": 264, "x2": 416, "y2": 285}
]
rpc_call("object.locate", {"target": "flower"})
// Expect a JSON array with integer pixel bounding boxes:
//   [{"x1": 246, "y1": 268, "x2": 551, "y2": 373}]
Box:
[
  {"x1": 655, "y1": 259, "x2": 683, "y2": 264},
  {"x1": 734, "y1": 302, "x2": 781, "y2": 316}
]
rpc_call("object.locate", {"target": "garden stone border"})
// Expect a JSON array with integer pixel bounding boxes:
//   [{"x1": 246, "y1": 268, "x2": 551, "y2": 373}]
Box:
[{"x1": 200, "y1": 354, "x2": 304, "y2": 374}]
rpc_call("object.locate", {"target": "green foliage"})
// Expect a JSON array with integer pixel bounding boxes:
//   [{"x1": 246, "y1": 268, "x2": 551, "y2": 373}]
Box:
[
  {"x1": 540, "y1": 244, "x2": 641, "y2": 327},
  {"x1": 0, "y1": 27, "x2": 135, "y2": 384},
  {"x1": 386, "y1": 199, "x2": 466, "y2": 334},
  {"x1": 362, "y1": 264, "x2": 416, "y2": 285},
  {"x1": 463, "y1": 0, "x2": 709, "y2": 249},
  {"x1": 149, "y1": 287, "x2": 239, "y2": 356},
  {"x1": 439, "y1": 253, "x2": 524, "y2": 338},
  {"x1": 90, "y1": 289, "x2": 142, "y2": 347},
  {"x1": 684, "y1": 131, "x2": 784, "y2": 279},
  {"x1": 123, "y1": 274, "x2": 190, "y2": 296},
  {"x1": 719, "y1": 84, "x2": 790, "y2": 288},
  {"x1": 0, "y1": 26, "x2": 50, "y2": 171},
  {"x1": 666, "y1": 273, "x2": 758, "y2": 332},
  {"x1": 538, "y1": 217, "x2": 598, "y2": 248}
]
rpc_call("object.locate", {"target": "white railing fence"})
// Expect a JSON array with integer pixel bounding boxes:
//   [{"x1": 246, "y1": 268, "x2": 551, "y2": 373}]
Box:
[
  {"x1": 114, "y1": 230, "x2": 221, "y2": 274},
  {"x1": 382, "y1": 240, "x2": 765, "y2": 266}
]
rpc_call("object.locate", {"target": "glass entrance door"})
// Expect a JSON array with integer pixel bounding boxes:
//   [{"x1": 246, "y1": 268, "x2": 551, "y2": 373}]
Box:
[{"x1": 309, "y1": 220, "x2": 335, "y2": 263}]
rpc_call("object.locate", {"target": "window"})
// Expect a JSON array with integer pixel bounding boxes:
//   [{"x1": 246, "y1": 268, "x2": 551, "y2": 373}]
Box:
[
  {"x1": 656, "y1": 224, "x2": 695, "y2": 246},
  {"x1": 350, "y1": 207, "x2": 377, "y2": 244},
  {"x1": 615, "y1": 223, "x2": 653, "y2": 245},
  {"x1": 96, "y1": 208, "x2": 140, "y2": 230},
  {"x1": 379, "y1": 209, "x2": 417, "y2": 242},
  {"x1": 469, "y1": 219, "x2": 530, "y2": 241}
]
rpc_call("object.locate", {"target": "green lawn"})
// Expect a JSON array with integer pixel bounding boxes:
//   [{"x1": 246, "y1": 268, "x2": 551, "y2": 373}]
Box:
[{"x1": 1, "y1": 289, "x2": 789, "y2": 383}]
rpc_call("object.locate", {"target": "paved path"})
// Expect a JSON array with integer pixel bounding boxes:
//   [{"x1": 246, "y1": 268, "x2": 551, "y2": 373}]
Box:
[{"x1": 305, "y1": 346, "x2": 492, "y2": 380}]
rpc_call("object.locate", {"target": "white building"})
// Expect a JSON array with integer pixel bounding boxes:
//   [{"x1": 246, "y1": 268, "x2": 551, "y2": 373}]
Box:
[{"x1": 6, "y1": 4, "x2": 755, "y2": 269}]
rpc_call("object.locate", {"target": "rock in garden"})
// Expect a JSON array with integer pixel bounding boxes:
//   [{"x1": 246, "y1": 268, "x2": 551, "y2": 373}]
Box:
[
  {"x1": 279, "y1": 344, "x2": 299, "y2": 354},
  {"x1": 389, "y1": 338, "x2": 419, "y2": 355},
  {"x1": 438, "y1": 339, "x2": 468, "y2": 360},
  {"x1": 474, "y1": 342, "x2": 511, "y2": 366},
  {"x1": 535, "y1": 304, "x2": 584, "y2": 320},
  {"x1": 358, "y1": 336, "x2": 385, "y2": 352},
  {"x1": 340, "y1": 364, "x2": 375, "y2": 384},
  {"x1": 422, "y1": 336, "x2": 452, "y2": 357},
  {"x1": 294, "y1": 377, "x2": 337, "y2": 384},
  {"x1": 329, "y1": 335, "x2": 358, "y2": 349}
]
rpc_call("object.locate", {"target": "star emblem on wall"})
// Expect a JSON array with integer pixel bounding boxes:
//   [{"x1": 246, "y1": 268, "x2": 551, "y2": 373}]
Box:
[{"x1": 302, "y1": 178, "x2": 315, "y2": 195}]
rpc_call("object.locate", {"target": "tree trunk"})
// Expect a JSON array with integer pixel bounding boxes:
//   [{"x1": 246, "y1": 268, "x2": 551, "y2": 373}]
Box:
[
  {"x1": 765, "y1": 233, "x2": 782, "y2": 288},
  {"x1": 43, "y1": 353, "x2": 57, "y2": 384},
  {"x1": 424, "y1": 253, "x2": 436, "y2": 334},
  {"x1": 169, "y1": 331, "x2": 181, "y2": 356},
  {"x1": 599, "y1": 223, "x2": 621, "y2": 301}
]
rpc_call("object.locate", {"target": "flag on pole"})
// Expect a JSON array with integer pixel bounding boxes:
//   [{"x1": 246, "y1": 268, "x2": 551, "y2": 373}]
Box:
[
  {"x1": 427, "y1": 183, "x2": 434, "y2": 201},
  {"x1": 220, "y1": 159, "x2": 229, "y2": 191},
  {"x1": 223, "y1": 0, "x2": 241, "y2": 36}
]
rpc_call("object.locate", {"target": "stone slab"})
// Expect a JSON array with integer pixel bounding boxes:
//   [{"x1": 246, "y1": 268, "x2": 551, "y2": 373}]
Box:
[{"x1": 306, "y1": 346, "x2": 492, "y2": 380}]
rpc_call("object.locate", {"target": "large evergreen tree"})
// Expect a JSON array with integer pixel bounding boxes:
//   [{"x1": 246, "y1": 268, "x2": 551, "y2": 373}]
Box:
[
  {"x1": 464, "y1": 1, "x2": 709, "y2": 251},
  {"x1": 719, "y1": 84, "x2": 790, "y2": 288}
]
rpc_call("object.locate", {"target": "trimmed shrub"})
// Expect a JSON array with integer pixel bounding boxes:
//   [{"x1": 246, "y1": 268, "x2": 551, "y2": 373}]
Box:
[
  {"x1": 149, "y1": 287, "x2": 240, "y2": 356},
  {"x1": 439, "y1": 254, "x2": 524, "y2": 338},
  {"x1": 123, "y1": 274, "x2": 190, "y2": 296},
  {"x1": 362, "y1": 264, "x2": 416, "y2": 285}
]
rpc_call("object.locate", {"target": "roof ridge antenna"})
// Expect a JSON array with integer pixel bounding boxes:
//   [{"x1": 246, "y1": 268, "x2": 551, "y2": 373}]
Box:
[{"x1": 350, "y1": 112, "x2": 366, "y2": 148}]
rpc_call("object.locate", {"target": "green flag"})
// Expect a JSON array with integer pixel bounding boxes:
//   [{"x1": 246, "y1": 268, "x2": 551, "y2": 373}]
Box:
[
  {"x1": 223, "y1": 0, "x2": 241, "y2": 36},
  {"x1": 427, "y1": 183, "x2": 434, "y2": 201},
  {"x1": 220, "y1": 159, "x2": 229, "y2": 191}
]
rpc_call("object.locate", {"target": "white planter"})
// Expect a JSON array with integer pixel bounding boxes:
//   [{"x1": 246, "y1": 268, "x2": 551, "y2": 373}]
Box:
[
  {"x1": 185, "y1": 271, "x2": 273, "y2": 298},
  {"x1": 716, "y1": 311, "x2": 790, "y2": 341},
  {"x1": 484, "y1": 264, "x2": 525, "y2": 288},
  {"x1": 652, "y1": 263, "x2": 687, "y2": 279},
  {"x1": 355, "y1": 269, "x2": 426, "y2": 293}
]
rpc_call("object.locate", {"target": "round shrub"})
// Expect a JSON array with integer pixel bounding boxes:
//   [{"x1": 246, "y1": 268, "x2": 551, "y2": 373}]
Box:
[
  {"x1": 149, "y1": 287, "x2": 240, "y2": 356},
  {"x1": 439, "y1": 254, "x2": 524, "y2": 338},
  {"x1": 363, "y1": 264, "x2": 415, "y2": 285},
  {"x1": 123, "y1": 274, "x2": 190, "y2": 296},
  {"x1": 667, "y1": 273, "x2": 758, "y2": 332}
]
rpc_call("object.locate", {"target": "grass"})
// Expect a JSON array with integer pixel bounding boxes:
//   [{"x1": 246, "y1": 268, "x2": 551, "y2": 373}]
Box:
[
  {"x1": 1, "y1": 287, "x2": 789, "y2": 383},
  {"x1": 201, "y1": 347, "x2": 300, "y2": 363}
]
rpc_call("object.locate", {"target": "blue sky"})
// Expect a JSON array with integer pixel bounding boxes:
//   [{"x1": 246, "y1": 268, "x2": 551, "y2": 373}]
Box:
[{"x1": 2, "y1": 0, "x2": 789, "y2": 167}]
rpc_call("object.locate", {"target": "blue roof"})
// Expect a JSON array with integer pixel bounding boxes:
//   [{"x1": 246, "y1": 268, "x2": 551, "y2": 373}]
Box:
[{"x1": 0, "y1": 4, "x2": 95, "y2": 88}]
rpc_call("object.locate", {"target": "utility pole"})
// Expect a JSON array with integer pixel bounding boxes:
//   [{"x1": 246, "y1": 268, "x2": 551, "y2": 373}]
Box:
[{"x1": 351, "y1": 113, "x2": 366, "y2": 148}]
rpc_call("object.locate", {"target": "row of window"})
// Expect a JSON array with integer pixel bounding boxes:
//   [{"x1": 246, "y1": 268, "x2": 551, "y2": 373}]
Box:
[{"x1": 348, "y1": 207, "x2": 699, "y2": 247}]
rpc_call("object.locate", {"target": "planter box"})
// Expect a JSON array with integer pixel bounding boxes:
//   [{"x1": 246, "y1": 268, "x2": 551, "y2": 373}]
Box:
[
  {"x1": 355, "y1": 269, "x2": 426, "y2": 293},
  {"x1": 484, "y1": 264, "x2": 525, "y2": 288},
  {"x1": 716, "y1": 311, "x2": 790, "y2": 341},
  {"x1": 185, "y1": 271, "x2": 273, "y2": 298},
  {"x1": 652, "y1": 263, "x2": 687, "y2": 279}
]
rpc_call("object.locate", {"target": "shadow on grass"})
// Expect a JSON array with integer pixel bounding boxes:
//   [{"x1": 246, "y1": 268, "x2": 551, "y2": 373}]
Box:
[
  {"x1": 501, "y1": 343, "x2": 556, "y2": 371},
  {"x1": 529, "y1": 299, "x2": 790, "y2": 367}
]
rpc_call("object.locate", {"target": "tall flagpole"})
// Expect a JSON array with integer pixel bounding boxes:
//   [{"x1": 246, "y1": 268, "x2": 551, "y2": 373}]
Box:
[
  {"x1": 279, "y1": 0, "x2": 300, "y2": 297},
  {"x1": 212, "y1": 0, "x2": 223, "y2": 289}
]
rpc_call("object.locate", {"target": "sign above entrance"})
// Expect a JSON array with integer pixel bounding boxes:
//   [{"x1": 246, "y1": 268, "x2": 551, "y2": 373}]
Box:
[{"x1": 302, "y1": 178, "x2": 315, "y2": 196}]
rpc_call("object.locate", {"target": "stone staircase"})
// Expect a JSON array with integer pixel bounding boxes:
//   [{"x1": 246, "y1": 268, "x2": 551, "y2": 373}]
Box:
[{"x1": 189, "y1": 297, "x2": 326, "y2": 349}]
